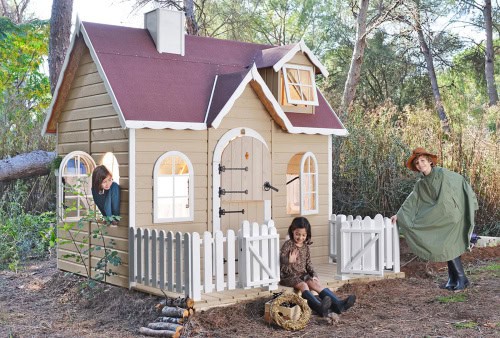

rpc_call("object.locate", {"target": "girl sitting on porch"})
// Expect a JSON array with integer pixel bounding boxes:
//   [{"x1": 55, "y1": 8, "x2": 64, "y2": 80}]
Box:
[
  {"x1": 91, "y1": 165, "x2": 121, "y2": 225},
  {"x1": 280, "y1": 217, "x2": 356, "y2": 316}
]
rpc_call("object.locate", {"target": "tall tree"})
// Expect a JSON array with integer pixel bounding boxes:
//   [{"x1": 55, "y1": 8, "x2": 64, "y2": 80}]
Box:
[
  {"x1": 482, "y1": 0, "x2": 498, "y2": 105},
  {"x1": 0, "y1": 0, "x2": 30, "y2": 24},
  {"x1": 392, "y1": 0, "x2": 456, "y2": 133},
  {"x1": 340, "y1": 0, "x2": 402, "y2": 118},
  {"x1": 132, "y1": 0, "x2": 199, "y2": 35},
  {"x1": 456, "y1": 0, "x2": 499, "y2": 106},
  {"x1": 48, "y1": 0, "x2": 73, "y2": 95}
]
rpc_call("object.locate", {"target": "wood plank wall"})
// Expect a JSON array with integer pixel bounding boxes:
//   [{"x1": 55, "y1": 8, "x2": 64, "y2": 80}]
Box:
[{"x1": 57, "y1": 48, "x2": 129, "y2": 287}]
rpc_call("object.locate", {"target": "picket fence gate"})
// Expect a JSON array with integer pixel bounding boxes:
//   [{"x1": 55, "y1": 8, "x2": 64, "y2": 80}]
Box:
[
  {"x1": 128, "y1": 220, "x2": 280, "y2": 301},
  {"x1": 329, "y1": 214, "x2": 400, "y2": 279}
]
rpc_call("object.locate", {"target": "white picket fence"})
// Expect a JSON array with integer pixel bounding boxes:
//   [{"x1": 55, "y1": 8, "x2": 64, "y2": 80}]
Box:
[
  {"x1": 128, "y1": 220, "x2": 280, "y2": 301},
  {"x1": 329, "y1": 214, "x2": 400, "y2": 279}
]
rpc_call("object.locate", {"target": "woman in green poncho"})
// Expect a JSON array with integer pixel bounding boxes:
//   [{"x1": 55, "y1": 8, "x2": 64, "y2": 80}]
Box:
[{"x1": 391, "y1": 148, "x2": 478, "y2": 291}]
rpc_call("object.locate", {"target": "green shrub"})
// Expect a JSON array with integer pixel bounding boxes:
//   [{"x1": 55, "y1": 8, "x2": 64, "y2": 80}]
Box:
[{"x1": 0, "y1": 204, "x2": 55, "y2": 271}]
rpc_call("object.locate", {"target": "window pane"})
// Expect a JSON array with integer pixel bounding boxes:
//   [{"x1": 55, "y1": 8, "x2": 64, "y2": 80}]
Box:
[
  {"x1": 174, "y1": 175, "x2": 189, "y2": 197},
  {"x1": 158, "y1": 176, "x2": 174, "y2": 197},
  {"x1": 158, "y1": 198, "x2": 173, "y2": 219},
  {"x1": 302, "y1": 86, "x2": 314, "y2": 101},
  {"x1": 64, "y1": 159, "x2": 77, "y2": 175},
  {"x1": 286, "y1": 68, "x2": 299, "y2": 84},
  {"x1": 175, "y1": 197, "x2": 189, "y2": 218},
  {"x1": 159, "y1": 157, "x2": 173, "y2": 175},
  {"x1": 299, "y1": 69, "x2": 312, "y2": 85},
  {"x1": 289, "y1": 84, "x2": 302, "y2": 101}
]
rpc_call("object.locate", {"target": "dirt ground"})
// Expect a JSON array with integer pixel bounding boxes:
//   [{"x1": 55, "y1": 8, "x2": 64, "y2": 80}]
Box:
[{"x1": 1, "y1": 240, "x2": 498, "y2": 338}]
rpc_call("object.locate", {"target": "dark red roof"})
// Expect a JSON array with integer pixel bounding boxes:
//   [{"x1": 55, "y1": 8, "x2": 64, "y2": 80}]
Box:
[{"x1": 80, "y1": 22, "x2": 345, "y2": 133}]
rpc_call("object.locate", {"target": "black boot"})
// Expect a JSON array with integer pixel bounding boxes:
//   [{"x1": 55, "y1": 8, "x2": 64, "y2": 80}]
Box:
[
  {"x1": 302, "y1": 290, "x2": 331, "y2": 317},
  {"x1": 319, "y1": 288, "x2": 356, "y2": 314},
  {"x1": 441, "y1": 261, "x2": 457, "y2": 290},
  {"x1": 450, "y1": 256, "x2": 469, "y2": 291}
]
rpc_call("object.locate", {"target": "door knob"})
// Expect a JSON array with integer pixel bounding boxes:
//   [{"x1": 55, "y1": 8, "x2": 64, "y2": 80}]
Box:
[{"x1": 263, "y1": 181, "x2": 279, "y2": 192}]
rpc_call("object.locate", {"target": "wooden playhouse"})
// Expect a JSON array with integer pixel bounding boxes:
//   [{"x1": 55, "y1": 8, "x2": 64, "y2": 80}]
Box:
[{"x1": 43, "y1": 9, "x2": 400, "y2": 306}]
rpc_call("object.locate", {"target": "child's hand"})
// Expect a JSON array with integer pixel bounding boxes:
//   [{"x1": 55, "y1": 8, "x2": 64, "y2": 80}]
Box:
[{"x1": 289, "y1": 249, "x2": 299, "y2": 263}]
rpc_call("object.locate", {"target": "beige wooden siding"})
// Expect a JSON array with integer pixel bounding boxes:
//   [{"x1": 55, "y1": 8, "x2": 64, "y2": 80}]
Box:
[
  {"x1": 134, "y1": 129, "x2": 208, "y2": 233},
  {"x1": 56, "y1": 47, "x2": 130, "y2": 287},
  {"x1": 271, "y1": 123, "x2": 331, "y2": 265}
]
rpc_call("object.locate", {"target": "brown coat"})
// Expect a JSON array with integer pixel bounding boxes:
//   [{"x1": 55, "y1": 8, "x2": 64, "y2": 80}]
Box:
[{"x1": 279, "y1": 239, "x2": 317, "y2": 287}]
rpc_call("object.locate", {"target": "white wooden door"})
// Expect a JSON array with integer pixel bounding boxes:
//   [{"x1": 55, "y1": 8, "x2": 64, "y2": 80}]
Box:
[{"x1": 219, "y1": 136, "x2": 271, "y2": 233}]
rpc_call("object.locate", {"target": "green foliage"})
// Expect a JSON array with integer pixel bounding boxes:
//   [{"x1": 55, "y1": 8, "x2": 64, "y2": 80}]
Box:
[
  {"x1": 54, "y1": 176, "x2": 122, "y2": 287},
  {"x1": 332, "y1": 99, "x2": 499, "y2": 236},
  {"x1": 0, "y1": 182, "x2": 55, "y2": 270},
  {"x1": 453, "y1": 321, "x2": 478, "y2": 329},
  {"x1": 0, "y1": 17, "x2": 54, "y2": 159},
  {"x1": 436, "y1": 293, "x2": 467, "y2": 303}
]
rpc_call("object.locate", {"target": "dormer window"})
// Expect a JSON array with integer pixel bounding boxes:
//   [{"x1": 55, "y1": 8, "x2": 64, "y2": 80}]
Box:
[{"x1": 282, "y1": 64, "x2": 318, "y2": 106}]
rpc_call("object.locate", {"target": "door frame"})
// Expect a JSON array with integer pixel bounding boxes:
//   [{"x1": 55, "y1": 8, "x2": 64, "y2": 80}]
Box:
[{"x1": 212, "y1": 127, "x2": 270, "y2": 233}]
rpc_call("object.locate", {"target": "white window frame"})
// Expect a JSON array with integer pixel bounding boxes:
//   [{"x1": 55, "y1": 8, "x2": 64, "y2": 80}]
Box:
[
  {"x1": 300, "y1": 152, "x2": 319, "y2": 215},
  {"x1": 282, "y1": 64, "x2": 318, "y2": 106},
  {"x1": 153, "y1": 151, "x2": 194, "y2": 223},
  {"x1": 58, "y1": 151, "x2": 96, "y2": 222}
]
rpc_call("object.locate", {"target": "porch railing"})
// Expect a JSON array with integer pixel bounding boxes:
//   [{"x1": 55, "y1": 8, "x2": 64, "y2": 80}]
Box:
[
  {"x1": 329, "y1": 214, "x2": 400, "y2": 279},
  {"x1": 128, "y1": 220, "x2": 280, "y2": 301}
]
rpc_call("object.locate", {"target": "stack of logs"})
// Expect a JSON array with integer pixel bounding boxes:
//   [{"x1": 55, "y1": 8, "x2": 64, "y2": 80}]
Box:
[{"x1": 139, "y1": 296, "x2": 195, "y2": 337}]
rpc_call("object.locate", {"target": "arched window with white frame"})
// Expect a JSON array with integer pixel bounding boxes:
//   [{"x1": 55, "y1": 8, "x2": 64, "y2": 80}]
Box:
[
  {"x1": 286, "y1": 152, "x2": 319, "y2": 215},
  {"x1": 59, "y1": 151, "x2": 96, "y2": 221},
  {"x1": 154, "y1": 151, "x2": 194, "y2": 223}
]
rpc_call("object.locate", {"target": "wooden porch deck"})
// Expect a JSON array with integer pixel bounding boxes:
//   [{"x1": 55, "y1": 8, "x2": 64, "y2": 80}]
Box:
[{"x1": 191, "y1": 263, "x2": 405, "y2": 311}]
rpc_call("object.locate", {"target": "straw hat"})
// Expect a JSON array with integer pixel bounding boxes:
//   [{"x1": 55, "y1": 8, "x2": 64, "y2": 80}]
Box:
[{"x1": 406, "y1": 147, "x2": 438, "y2": 172}]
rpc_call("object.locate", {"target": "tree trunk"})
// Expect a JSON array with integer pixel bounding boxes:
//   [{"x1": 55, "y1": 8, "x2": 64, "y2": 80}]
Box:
[
  {"x1": 161, "y1": 306, "x2": 189, "y2": 318},
  {"x1": 138, "y1": 327, "x2": 180, "y2": 337},
  {"x1": 0, "y1": 151, "x2": 56, "y2": 182},
  {"x1": 341, "y1": 0, "x2": 370, "y2": 120},
  {"x1": 147, "y1": 322, "x2": 182, "y2": 332},
  {"x1": 483, "y1": 0, "x2": 498, "y2": 106},
  {"x1": 49, "y1": 0, "x2": 74, "y2": 95},
  {"x1": 158, "y1": 296, "x2": 194, "y2": 309},
  {"x1": 184, "y1": 0, "x2": 198, "y2": 35},
  {"x1": 414, "y1": 7, "x2": 451, "y2": 134}
]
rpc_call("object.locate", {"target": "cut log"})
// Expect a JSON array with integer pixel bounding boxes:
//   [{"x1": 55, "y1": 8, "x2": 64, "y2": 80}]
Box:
[
  {"x1": 155, "y1": 317, "x2": 183, "y2": 324},
  {"x1": 147, "y1": 322, "x2": 182, "y2": 332},
  {"x1": 161, "y1": 306, "x2": 189, "y2": 318},
  {"x1": 159, "y1": 296, "x2": 194, "y2": 309},
  {"x1": 138, "y1": 327, "x2": 179, "y2": 337},
  {"x1": 0, "y1": 151, "x2": 56, "y2": 182}
]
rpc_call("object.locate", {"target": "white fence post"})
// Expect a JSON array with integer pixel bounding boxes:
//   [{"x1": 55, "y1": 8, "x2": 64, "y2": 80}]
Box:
[
  {"x1": 203, "y1": 231, "x2": 213, "y2": 293},
  {"x1": 226, "y1": 230, "x2": 236, "y2": 290},
  {"x1": 191, "y1": 232, "x2": 201, "y2": 301}
]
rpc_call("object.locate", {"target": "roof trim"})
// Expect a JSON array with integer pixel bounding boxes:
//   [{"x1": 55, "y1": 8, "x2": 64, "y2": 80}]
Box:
[
  {"x1": 125, "y1": 120, "x2": 207, "y2": 130},
  {"x1": 209, "y1": 64, "x2": 294, "y2": 131},
  {"x1": 204, "y1": 75, "x2": 218, "y2": 124},
  {"x1": 289, "y1": 126, "x2": 348, "y2": 136},
  {"x1": 80, "y1": 22, "x2": 127, "y2": 130},
  {"x1": 42, "y1": 17, "x2": 81, "y2": 135},
  {"x1": 272, "y1": 40, "x2": 329, "y2": 78}
]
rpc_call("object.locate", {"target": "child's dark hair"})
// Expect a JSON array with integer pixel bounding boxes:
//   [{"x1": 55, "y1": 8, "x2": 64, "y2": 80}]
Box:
[
  {"x1": 92, "y1": 165, "x2": 111, "y2": 192},
  {"x1": 288, "y1": 217, "x2": 313, "y2": 245}
]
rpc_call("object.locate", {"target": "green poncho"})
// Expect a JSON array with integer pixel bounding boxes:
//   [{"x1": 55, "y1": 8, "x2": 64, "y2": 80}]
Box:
[{"x1": 396, "y1": 167, "x2": 478, "y2": 262}]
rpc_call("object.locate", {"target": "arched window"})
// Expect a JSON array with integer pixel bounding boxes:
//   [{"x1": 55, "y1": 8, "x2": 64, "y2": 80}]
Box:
[
  {"x1": 154, "y1": 151, "x2": 194, "y2": 223},
  {"x1": 286, "y1": 152, "x2": 319, "y2": 215},
  {"x1": 101, "y1": 152, "x2": 120, "y2": 185},
  {"x1": 59, "y1": 151, "x2": 96, "y2": 221}
]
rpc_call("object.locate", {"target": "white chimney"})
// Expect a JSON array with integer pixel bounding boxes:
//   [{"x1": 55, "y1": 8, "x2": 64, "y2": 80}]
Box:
[{"x1": 145, "y1": 8, "x2": 185, "y2": 55}]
